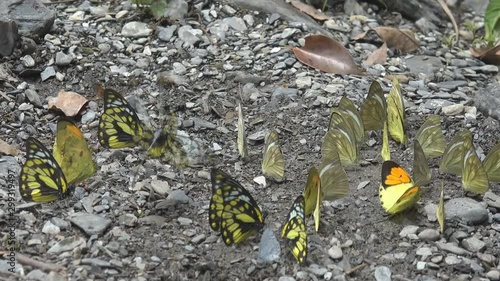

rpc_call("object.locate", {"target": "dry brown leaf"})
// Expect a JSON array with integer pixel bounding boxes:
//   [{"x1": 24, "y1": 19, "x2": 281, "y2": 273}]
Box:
[
  {"x1": 292, "y1": 34, "x2": 362, "y2": 75},
  {"x1": 363, "y1": 43, "x2": 388, "y2": 66},
  {"x1": 289, "y1": 0, "x2": 332, "y2": 21},
  {"x1": 353, "y1": 27, "x2": 419, "y2": 53},
  {"x1": 437, "y1": 0, "x2": 459, "y2": 45},
  {"x1": 0, "y1": 139, "x2": 18, "y2": 156},
  {"x1": 470, "y1": 45, "x2": 500, "y2": 65},
  {"x1": 48, "y1": 91, "x2": 88, "y2": 117}
]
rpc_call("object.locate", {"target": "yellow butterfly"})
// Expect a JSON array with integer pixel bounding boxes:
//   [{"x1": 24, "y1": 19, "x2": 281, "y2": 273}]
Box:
[
  {"x1": 379, "y1": 161, "x2": 420, "y2": 215},
  {"x1": 98, "y1": 88, "x2": 188, "y2": 167},
  {"x1": 209, "y1": 168, "x2": 264, "y2": 245},
  {"x1": 381, "y1": 121, "x2": 390, "y2": 161},
  {"x1": 387, "y1": 78, "x2": 407, "y2": 144},
  {"x1": 303, "y1": 166, "x2": 321, "y2": 232},
  {"x1": 413, "y1": 140, "x2": 431, "y2": 187},
  {"x1": 53, "y1": 118, "x2": 96, "y2": 185},
  {"x1": 262, "y1": 130, "x2": 285, "y2": 182},
  {"x1": 237, "y1": 103, "x2": 248, "y2": 159},
  {"x1": 439, "y1": 130, "x2": 473, "y2": 176},
  {"x1": 19, "y1": 137, "x2": 68, "y2": 202},
  {"x1": 331, "y1": 97, "x2": 365, "y2": 143},
  {"x1": 318, "y1": 151, "x2": 349, "y2": 201},
  {"x1": 483, "y1": 143, "x2": 500, "y2": 182},
  {"x1": 436, "y1": 181, "x2": 445, "y2": 233},
  {"x1": 462, "y1": 144, "x2": 489, "y2": 194},
  {"x1": 281, "y1": 195, "x2": 307, "y2": 263},
  {"x1": 415, "y1": 115, "x2": 445, "y2": 159},
  {"x1": 360, "y1": 80, "x2": 387, "y2": 131},
  {"x1": 323, "y1": 112, "x2": 358, "y2": 166}
]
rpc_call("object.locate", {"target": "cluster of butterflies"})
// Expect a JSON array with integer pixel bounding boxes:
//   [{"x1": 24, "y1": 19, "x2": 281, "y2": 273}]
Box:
[
  {"x1": 19, "y1": 88, "x2": 189, "y2": 202},
  {"x1": 208, "y1": 78, "x2": 500, "y2": 264}
]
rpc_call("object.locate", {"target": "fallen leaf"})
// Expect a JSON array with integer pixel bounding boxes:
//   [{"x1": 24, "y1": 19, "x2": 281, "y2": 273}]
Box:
[
  {"x1": 470, "y1": 45, "x2": 500, "y2": 65},
  {"x1": 0, "y1": 139, "x2": 18, "y2": 156},
  {"x1": 292, "y1": 34, "x2": 362, "y2": 75},
  {"x1": 289, "y1": 0, "x2": 331, "y2": 21},
  {"x1": 48, "y1": 91, "x2": 88, "y2": 117},
  {"x1": 363, "y1": 43, "x2": 388, "y2": 66},
  {"x1": 354, "y1": 27, "x2": 419, "y2": 53}
]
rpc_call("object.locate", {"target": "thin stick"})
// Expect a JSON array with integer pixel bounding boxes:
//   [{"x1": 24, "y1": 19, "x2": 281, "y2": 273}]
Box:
[{"x1": 345, "y1": 263, "x2": 367, "y2": 275}]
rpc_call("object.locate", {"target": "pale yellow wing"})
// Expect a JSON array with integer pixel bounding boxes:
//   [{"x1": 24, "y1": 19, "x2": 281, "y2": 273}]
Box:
[
  {"x1": 361, "y1": 80, "x2": 387, "y2": 131},
  {"x1": 413, "y1": 140, "x2": 431, "y2": 187},
  {"x1": 262, "y1": 130, "x2": 285, "y2": 182},
  {"x1": 415, "y1": 115, "x2": 445, "y2": 159},
  {"x1": 237, "y1": 103, "x2": 248, "y2": 159},
  {"x1": 483, "y1": 143, "x2": 500, "y2": 182},
  {"x1": 381, "y1": 121, "x2": 390, "y2": 161},
  {"x1": 462, "y1": 145, "x2": 489, "y2": 194},
  {"x1": 318, "y1": 153, "x2": 349, "y2": 201},
  {"x1": 439, "y1": 130, "x2": 472, "y2": 175}
]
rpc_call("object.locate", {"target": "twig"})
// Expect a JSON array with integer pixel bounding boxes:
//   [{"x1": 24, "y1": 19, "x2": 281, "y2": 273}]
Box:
[
  {"x1": 436, "y1": 0, "x2": 459, "y2": 45},
  {"x1": 0, "y1": 251, "x2": 66, "y2": 273},
  {"x1": 345, "y1": 263, "x2": 367, "y2": 275}
]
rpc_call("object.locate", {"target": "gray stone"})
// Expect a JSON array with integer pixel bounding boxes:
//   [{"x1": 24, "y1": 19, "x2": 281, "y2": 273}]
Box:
[
  {"x1": 328, "y1": 246, "x2": 343, "y2": 259},
  {"x1": 445, "y1": 198, "x2": 488, "y2": 225},
  {"x1": 461, "y1": 237, "x2": 486, "y2": 252},
  {"x1": 374, "y1": 266, "x2": 391, "y2": 281},
  {"x1": 178, "y1": 25, "x2": 202, "y2": 46},
  {"x1": 157, "y1": 25, "x2": 177, "y2": 42},
  {"x1": 47, "y1": 236, "x2": 86, "y2": 254},
  {"x1": 422, "y1": 99, "x2": 453, "y2": 110},
  {"x1": 55, "y1": 51, "x2": 73, "y2": 66},
  {"x1": 0, "y1": 0, "x2": 55, "y2": 37},
  {"x1": 406, "y1": 55, "x2": 443, "y2": 78},
  {"x1": 223, "y1": 17, "x2": 247, "y2": 32},
  {"x1": 26, "y1": 269, "x2": 47, "y2": 280},
  {"x1": 0, "y1": 20, "x2": 18, "y2": 56},
  {"x1": 399, "y1": 225, "x2": 419, "y2": 237},
  {"x1": 121, "y1": 22, "x2": 152, "y2": 38},
  {"x1": 442, "y1": 104, "x2": 464, "y2": 116},
  {"x1": 24, "y1": 88, "x2": 42, "y2": 107},
  {"x1": 435, "y1": 242, "x2": 471, "y2": 255},
  {"x1": 191, "y1": 117, "x2": 216, "y2": 130},
  {"x1": 432, "y1": 80, "x2": 467, "y2": 91},
  {"x1": 164, "y1": 0, "x2": 188, "y2": 20},
  {"x1": 40, "y1": 66, "x2": 55, "y2": 81},
  {"x1": 257, "y1": 228, "x2": 281, "y2": 263},
  {"x1": 69, "y1": 213, "x2": 112, "y2": 236},
  {"x1": 418, "y1": 229, "x2": 440, "y2": 241},
  {"x1": 487, "y1": 270, "x2": 500, "y2": 281},
  {"x1": 484, "y1": 191, "x2": 500, "y2": 209},
  {"x1": 475, "y1": 83, "x2": 500, "y2": 121},
  {"x1": 272, "y1": 87, "x2": 298, "y2": 101}
]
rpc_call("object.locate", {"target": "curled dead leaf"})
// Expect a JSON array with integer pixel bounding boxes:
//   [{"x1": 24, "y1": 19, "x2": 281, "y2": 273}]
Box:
[
  {"x1": 363, "y1": 43, "x2": 388, "y2": 66},
  {"x1": 289, "y1": 0, "x2": 332, "y2": 21},
  {"x1": 292, "y1": 34, "x2": 362, "y2": 75},
  {"x1": 470, "y1": 45, "x2": 500, "y2": 65},
  {"x1": 354, "y1": 27, "x2": 419, "y2": 53},
  {"x1": 48, "y1": 91, "x2": 88, "y2": 117},
  {"x1": 0, "y1": 139, "x2": 18, "y2": 156}
]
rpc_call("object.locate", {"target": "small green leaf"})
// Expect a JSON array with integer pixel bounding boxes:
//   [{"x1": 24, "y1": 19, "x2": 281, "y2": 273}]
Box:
[{"x1": 485, "y1": 0, "x2": 500, "y2": 43}]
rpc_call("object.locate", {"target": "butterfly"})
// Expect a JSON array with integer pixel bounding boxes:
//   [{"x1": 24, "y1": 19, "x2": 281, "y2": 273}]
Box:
[
  {"x1": 303, "y1": 166, "x2": 321, "y2": 232},
  {"x1": 415, "y1": 115, "x2": 446, "y2": 159},
  {"x1": 19, "y1": 137, "x2": 68, "y2": 202},
  {"x1": 483, "y1": 143, "x2": 500, "y2": 182},
  {"x1": 439, "y1": 130, "x2": 473, "y2": 176},
  {"x1": 318, "y1": 151, "x2": 349, "y2": 201},
  {"x1": 331, "y1": 97, "x2": 365, "y2": 143},
  {"x1": 98, "y1": 88, "x2": 188, "y2": 167},
  {"x1": 281, "y1": 195, "x2": 307, "y2": 263},
  {"x1": 379, "y1": 161, "x2": 420, "y2": 215},
  {"x1": 261, "y1": 130, "x2": 285, "y2": 182},
  {"x1": 237, "y1": 103, "x2": 248, "y2": 159},
  {"x1": 360, "y1": 80, "x2": 387, "y2": 131},
  {"x1": 436, "y1": 181, "x2": 445, "y2": 233},
  {"x1": 413, "y1": 140, "x2": 431, "y2": 187},
  {"x1": 387, "y1": 78, "x2": 407, "y2": 145},
  {"x1": 381, "y1": 121, "x2": 390, "y2": 161},
  {"x1": 462, "y1": 143, "x2": 489, "y2": 194},
  {"x1": 209, "y1": 168, "x2": 265, "y2": 245},
  {"x1": 323, "y1": 112, "x2": 358, "y2": 166},
  {"x1": 53, "y1": 118, "x2": 96, "y2": 185}
]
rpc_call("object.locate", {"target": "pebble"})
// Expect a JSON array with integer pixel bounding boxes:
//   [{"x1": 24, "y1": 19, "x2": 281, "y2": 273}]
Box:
[
  {"x1": 178, "y1": 217, "x2": 192, "y2": 225},
  {"x1": 296, "y1": 76, "x2": 312, "y2": 89},
  {"x1": 257, "y1": 228, "x2": 281, "y2": 263},
  {"x1": 42, "y1": 221, "x2": 60, "y2": 235},
  {"x1": 444, "y1": 255, "x2": 461, "y2": 265},
  {"x1": 418, "y1": 229, "x2": 440, "y2": 241},
  {"x1": 55, "y1": 51, "x2": 73, "y2": 65},
  {"x1": 222, "y1": 17, "x2": 247, "y2": 32},
  {"x1": 69, "y1": 213, "x2": 112, "y2": 236},
  {"x1": 47, "y1": 236, "x2": 86, "y2": 254},
  {"x1": 399, "y1": 225, "x2": 419, "y2": 237},
  {"x1": 445, "y1": 198, "x2": 488, "y2": 225},
  {"x1": 328, "y1": 246, "x2": 343, "y2": 260},
  {"x1": 442, "y1": 104, "x2": 464, "y2": 115},
  {"x1": 487, "y1": 270, "x2": 500, "y2": 281},
  {"x1": 157, "y1": 25, "x2": 177, "y2": 42},
  {"x1": 461, "y1": 236, "x2": 486, "y2": 252},
  {"x1": 374, "y1": 266, "x2": 391, "y2": 281},
  {"x1": 41, "y1": 66, "x2": 56, "y2": 81},
  {"x1": 121, "y1": 22, "x2": 153, "y2": 38}
]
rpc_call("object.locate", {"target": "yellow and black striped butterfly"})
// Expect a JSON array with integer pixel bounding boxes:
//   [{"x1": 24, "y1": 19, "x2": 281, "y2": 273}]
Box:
[
  {"x1": 361, "y1": 80, "x2": 387, "y2": 131},
  {"x1": 379, "y1": 161, "x2": 420, "y2": 215},
  {"x1": 237, "y1": 103, "x2": 248, "y2": 159},
  {"x1": 303, "y1": 166, "x2": 321, "y2": 232},
  {"x1": 323, "y1": 112, "x2": 358, "y2": 166},
  {"x1": 262, "y1": 130, "x2": 285, "y2": 182},
  {"x1": 483, "y1": 143, "x2": 500, "y2": 182},
  {"x1": 98, "y1": 88, "x2": 188, "y2": 167},
  {"x1": 415, "y1": 115, "x2": 446, "y2": 159},
  {"x1": 387, "y1": 78, "x2": 407, "y2": 144},
  {"x1": 413, "y1": 140, "x2": 431, "y2": 187},
  {"x1": 19, "y1": 137, "x2": 68, "y2": 202},
  {"x1": 209, "y1": 168, "x2": 265, "y2": 245},
  {"x1": 440, "y1": 130, "x2": 473, "y2": 176},
  {"x1": 281, "y1": 195, "x2": 307, "y2": 263},
  {"x1": 462, "y1": 144, "x2": 489, "y2": 194},
  {"x1": 53, "y1": 118, "x2": 95, "y2": 185},
  {"x1": 331, "y1": 97, "x2": 365, "y2": 143}
]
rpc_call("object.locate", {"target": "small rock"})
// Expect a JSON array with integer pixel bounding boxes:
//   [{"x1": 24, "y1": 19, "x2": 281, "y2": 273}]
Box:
[
  {"x1": 328, "y1": 246, "x2": 343, "y2": 260},
  {"x1": 484, "y1": 191, "x2": 500, "y2": 209},
  {"x1": 178, "y1": 26, "x2": 203, "y2": 46},
  {"x1": 25, "y1": 89, "x2": 42, "y2": 107},
  {"x1": 164, "y1": 0, "x2": 188, "y2": 20},
  {"x1": 296, "y1": 76, "x2": 312, "y2": 89},
  {"x1": 42, "y1": 221, "x2": 60, "y2": 235},
  {"x1": 41, "y1": 66, "x2": 56, "y2": 81},
  {"x1": 399, "y1": 225, "x2": 419, "y2": 237},
  {"x1": 374, "y1": 266, "x2": 391, "y2": 281},
  {"x1": 418, "y1": 229, "x2": 440, "y2": 241},
  {"x1": 157, "y1": 25, "x2": 177, "y2": 42},
  {"x1": 178, "y1": 217, "x2": 192, "y2": 225},
  {"x1": 445, "y1": 198, "x2": 488, "y2": 225},
  {"x1": 461, "y1": 237, "x2": 486, "y2": 252},
  {"x1": 257, "y1": 228, "x2": 281, "y2": 263},
  {"x1": 487, "y1": 270, "x2": 500, "y2": 281},
  {"x1": 121, "y1": 22, "x2": 152, "y2": 38},
  {"x1": 223, "y1": 17, "x2": 247, "y2": 32},
  {"x1": 47, "y1": 236, "x2": 86, "y2": 254},
  {"x1": 69, "y1": 213, "x2": 112, "y2": 236},
  {"x1": 435, "y1": 242, "x2": 471, "y2": 255},
  {"x1": 444, "y1": 255, "x2": 461, "y2": 265},
  {"x1": 442, "y1": 104, "x2": 464, "y2": 116}
]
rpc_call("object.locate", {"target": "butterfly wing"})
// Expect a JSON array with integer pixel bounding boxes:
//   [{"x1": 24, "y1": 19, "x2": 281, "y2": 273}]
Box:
[
  {"x1": 237, "y1": 103, "x2": 248, "y2": 159},
  {"x1": 261, "y1": 130, "x2": 285, "y2": 182},
  {"x1": 323, "y1": 112, "x2": 358, "y2": 166},
  {"x1": 302, "y1": 166, "x2": 321, "y2": 232},
  {"x1": 415, "y1": 115, "x2": 445, "y2": 159},
  {"x1": 281, "y1": 195, "x2": 307, "y2": 263},
  {"x1": 381, "y1": 121, "x2": 391, "y2": 161},
  {"x1": 318, "y1": 152, "x2": 349, "y2": 201},
  {"x1": 361, "y1": 80, "x2": 387, "y2": 131},
  {"x1": 436, "y1": 182, "x2": 445, "y2": 233},
  {"x1": 413, "y1": 140, "x2": 431, "y2": 187},
  {"x1": 379, "y1": 161, "x2": 420, "y2": 215},
  {"x1": 483, "y1": 143, "x2": 500, "y2": 182},
  {"x1": 19, "y1": 137, "x2": 68, "y2": 202},
  {"x1": 210, "y1": 168, "x2": 264, "y2": 245},
  {"x1": 146, "y1": 114, "x2": 189, "y2": 167},
  {"x1": 387, "y1": 79, "x2": 407, "y2": 144},
  {"x1": 53, "y1": 118, "x2": 96, "y2": 185},
  {"x1": 333, "y1": 97, "x2": 365, "y2": 142},
  {"x1": 462, "y1": 145, "x2": 489, "y2": 194},
  {"x1": 439, "y1": 130, "x2": 473, "y2": 175},
  {"x1": 98, "y1": 88, "x2": 150, "y2": 149}
]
